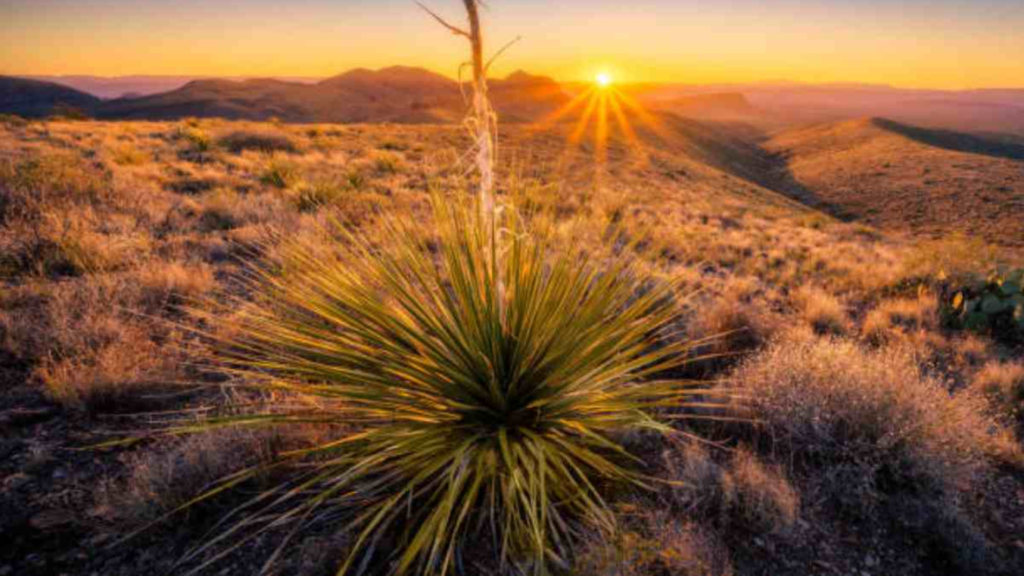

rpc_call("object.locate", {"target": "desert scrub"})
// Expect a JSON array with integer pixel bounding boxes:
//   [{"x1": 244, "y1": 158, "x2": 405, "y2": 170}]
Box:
[
  {"x1": 259, "y1": 155, "x2": 301, "y2": 188},
  {"x1": 218, "y1": 129, "x2": 298, "y2": 154},
  {"x1": 293, "y1": 180, "x2": 346, "y2": 212},
  {"x1": 732, "y1": 331, "x2": 1016, "y2": 508},
  {"x1": 373, "y1": 152, "x2": 403, "y2": 175},
  {"x1": 970, "y1": 361, "x2": 1024, "y2": 435},
  {"x1": 163, "y1": 195, "x2": 712, "y2": 576}
]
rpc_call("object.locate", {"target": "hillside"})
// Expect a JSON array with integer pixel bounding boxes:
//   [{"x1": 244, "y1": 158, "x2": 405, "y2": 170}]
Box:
[
  {"x1": 95, "y1": 67, "x2": 569, "y2": 123},
  {"x1": 767, "y1": 117, "x2": 1024, "y2": 247},
  {"x1": 653, "y1": 92, "x2": 759, "y2": 121},
  {"x1": 0, "y1": 117, "x2": 1022, "y2": 576},
  {"x1": 0, "y1": 76, "x2": 100, "y2": 118}
]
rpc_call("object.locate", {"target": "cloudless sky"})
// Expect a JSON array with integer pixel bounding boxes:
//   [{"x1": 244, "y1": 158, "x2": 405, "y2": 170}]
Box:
[{"x1": 3, "y1": 0, "x2": 1024, "y2": 88}]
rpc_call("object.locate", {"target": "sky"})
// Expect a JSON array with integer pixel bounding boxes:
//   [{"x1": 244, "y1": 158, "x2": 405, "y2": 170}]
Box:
[{"x1": 3, "y1": 0, "x2": 1024, "y2": 89}]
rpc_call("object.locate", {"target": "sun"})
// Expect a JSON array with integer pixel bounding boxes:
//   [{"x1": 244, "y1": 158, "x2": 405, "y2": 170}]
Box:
[{"x1": 596, "y1": 72, "x2": 612, "y2": 88}]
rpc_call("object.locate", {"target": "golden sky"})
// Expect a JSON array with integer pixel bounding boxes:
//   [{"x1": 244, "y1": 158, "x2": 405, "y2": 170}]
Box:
[{"x1": 3, "y1": 0, "x2": 1024, "y2": 89}]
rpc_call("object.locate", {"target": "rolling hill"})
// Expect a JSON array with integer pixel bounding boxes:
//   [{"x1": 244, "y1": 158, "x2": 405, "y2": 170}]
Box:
[
  {"x1": 95, "y1": 67, "x2": 569, "y2": 123},
  {"x1": 0, "y1": 76, "x2": 101, "y2": 118},
  {"x1": 766, "y1": 117, "x2": 1024, "y2": 247}
]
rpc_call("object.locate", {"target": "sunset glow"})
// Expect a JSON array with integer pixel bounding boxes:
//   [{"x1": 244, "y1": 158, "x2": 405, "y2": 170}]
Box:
[{"x1": 3, "y1": 0, "x2": 1024, "y2": 89}]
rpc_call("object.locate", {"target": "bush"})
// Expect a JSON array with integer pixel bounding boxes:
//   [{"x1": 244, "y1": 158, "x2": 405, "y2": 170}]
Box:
[
  {"x1": 293, "y1": 180, "x2": 345, "y2": 212},
  {"x1": 971, "y1": 361, "x2": 1024, "y2": 435},
  {"x1": 170, "y1": 196, "x2": 708, "y2": 576},
  {"x1": 661, "y1": 441, "x2": 799, "y2": 535},
  {"x1": 733, "y1": 332, "x2": 1005, "y2": 504},
  {"x1": 260, "y1": 156, "x2": 300, "y2": 189},
  {"x1": 218, "y1": 130, "x2": 298, "y2": 154}
]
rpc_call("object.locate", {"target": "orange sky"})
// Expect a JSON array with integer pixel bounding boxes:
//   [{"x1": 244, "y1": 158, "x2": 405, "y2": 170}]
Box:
[{"x1": 3, "y1": 0, "x2": 1024, "y2": 89}]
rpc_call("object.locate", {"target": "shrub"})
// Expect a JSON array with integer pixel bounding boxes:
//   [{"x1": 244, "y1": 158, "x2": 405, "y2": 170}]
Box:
[
  {"x1": 97, "y1": 430, "x2": 277, "y2": 523},
  {"x1": 345, "y1": 170, "x2": 368, "y2": 191},
  {"x1": 169, "y1": 196, "x2": 709, "y2": 575},
  {"x1": 862, "y1": 292, "x2": 939, "y2": 345},
  {"x1": 175, "y1": 126, "x2": 214, "y2": 159},
  {"x1": 260, "y1": 156, "x2": 300, "y2": 189},
  {"x1": 732, "y1": 332, "x2": 1010, "y2": 511},
  {"x1": 573, "y1": 513, "x2": 734, "y2": 576},
  {"x1": 661, "y1": 441, "x2": 799, "y2": 535},
  {"x1": 293, "y1": 180, "x2": 345, "y2": 212},
  {"x1": 971, "y1": 361, "x2": 1024, "y2": 435},
  {"x1": 218, "y1": 130, "x2": 298, "y2": 154},
  {"x1": 1, "y1": 276, "x2": 178, "y2": 411},
  {"x1": 111, "y1": 143, "x2": 149, "y2": 166},
  {"x1": 792, "y1": 286, "x2": 849, "y2": 335},
  {"x1": 373, "y1": 153, "x2": 403, "y2": 175}
]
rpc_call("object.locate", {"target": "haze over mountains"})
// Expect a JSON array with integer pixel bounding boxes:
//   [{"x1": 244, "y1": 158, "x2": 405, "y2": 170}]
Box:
[{"x1": 4, "y1": 66, "x2": 1024, "y2": 135}]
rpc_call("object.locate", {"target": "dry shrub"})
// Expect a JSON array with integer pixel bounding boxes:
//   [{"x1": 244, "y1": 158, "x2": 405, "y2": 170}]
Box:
[
  {"x1": 731, "y1": 332, "x2": 1019, "y2": 573},
  {"x1": 862, "y1": 292, "x2": 939, "y2": 346},
  {"x1": 686, "y1": 296, "x2": 779, "y2": 376},
  {"x1": 661, "y1": 440, "x2": 799, "y2": 535},
  {"x1": 260, "y1": 155, "x2": 301, "y2": 189},
  {"x1": 573, "y1": 513, "x2": 734, "y2": 576},
  {"x1": 137, "y1": 261, "x2": 218, "y2": 310},
  {"x1": 971, "y1": 361, "x2": 1024, "y2": 434},
  {"x1": 111, "y1": 142, "x2": 149, "y2": 166},
  {"x1": 0, "y1": 276, "x2": 179, "y2": 411},
  {"x1": 734, "y1": 331, "x2": 1008, "y2": 502},
  {"x1": 219, "y1": 129, "x2": 298, "y2": 154},
  {"x1": 96, "y1": 429, "x2": 279, "y2": 525},
  {"x1": 792, "y1": 285, "x2": 849, "y2": 335}
]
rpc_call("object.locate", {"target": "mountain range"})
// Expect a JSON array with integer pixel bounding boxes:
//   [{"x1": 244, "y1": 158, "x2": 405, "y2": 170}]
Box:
[
  {"x1": 1, "y1": 67, "x2": 569, "y2": 124},
  {"x1": 4, "y1": 67, "x2": 1024, "y2": 136}
]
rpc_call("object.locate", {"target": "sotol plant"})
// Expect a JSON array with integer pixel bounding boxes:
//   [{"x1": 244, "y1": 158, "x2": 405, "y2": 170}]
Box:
[
  {"x1": 150, "y1": 3, "x2": 714, "y2": 575},
  {"x1": 170, "y1": 196, "x2": 708, "y2": 575}
]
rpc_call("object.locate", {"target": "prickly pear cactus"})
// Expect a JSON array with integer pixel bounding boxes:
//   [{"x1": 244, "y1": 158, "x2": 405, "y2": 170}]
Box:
[{"x1": 946, "y1": 267, "x2": 1024, "y2": 341}]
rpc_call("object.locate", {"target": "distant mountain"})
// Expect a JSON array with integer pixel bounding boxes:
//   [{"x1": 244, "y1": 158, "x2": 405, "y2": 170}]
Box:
[
  {"x1": 92, "y1": 67, "x2": 570, "y2": 124},
  {"x1": 766, "y1": 117, "x2": 1024, "y2": 247},
  {"x1": 0, "y1": 76, "x2": 101, "y2": 118},
  {"x1": 24, "y1": 75, "x2": 324, "y2": 99}
]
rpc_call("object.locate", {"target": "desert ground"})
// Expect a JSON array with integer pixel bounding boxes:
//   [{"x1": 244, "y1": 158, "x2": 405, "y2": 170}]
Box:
[{"x1": 1, "y1": 114, "x2": 1023, "y2": 575}]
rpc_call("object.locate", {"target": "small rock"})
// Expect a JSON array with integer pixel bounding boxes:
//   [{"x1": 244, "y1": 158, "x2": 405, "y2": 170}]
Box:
[
  {"x1": 52, "y1": 468, "x2": 67, "y2": 480},
  {"x1": 865, "y1": 554, "x2": 879, "y2": 567},
  {"x1": 0, "y1": 565, "x2": 13, "y2": 576}
]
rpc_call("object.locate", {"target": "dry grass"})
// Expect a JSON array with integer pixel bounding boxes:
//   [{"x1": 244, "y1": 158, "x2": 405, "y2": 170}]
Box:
[
  {"x1": 734, "y1": 330, "x2": 1013, "y2": 497},
  {"x1": 971, "y1": 361, "x2": 1024, "y2": 434},
  {"x1": 218, "y1": 129, "x2": 298, "y2": 154},
  {"x1": 862, "y1": 292, "x2": 939, "y2": 345},
  {"x1": 793, "y1": 285, "x2": 850, "y2": 335},
  {"x1": 1, "y1": 118, "x2": 1021, "y2": 574}
]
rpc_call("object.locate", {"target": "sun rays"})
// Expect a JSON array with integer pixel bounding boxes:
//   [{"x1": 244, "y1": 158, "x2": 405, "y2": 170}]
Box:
[{"x1": 525, "y1": 78, "x2": 669, "y2": 187}]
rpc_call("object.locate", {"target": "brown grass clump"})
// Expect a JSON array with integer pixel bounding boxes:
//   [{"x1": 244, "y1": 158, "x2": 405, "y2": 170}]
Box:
[
  {"x1": 686, "y1": 296, "x2": 780, "y2": 376},
  {"x1": 862, "y1": 292, "x2": 939, "y2": 345},
  {"x1": 971, "y1": 361, "x2": 1024, "y2": 435},
  {"x1": 734, "y1": 331, "x2": 1007, "y2": 503},
  {"x1": 660, "y1": 440, "x2": 799, "y2": 535},
  {"x1": 0, "y1": 276, "x2": 180, "y2": 411},
  {"x1": 792, "y1": 285, "x2": 849, "y2": 335},
  {"x1": 137, "y1": 261, "x2": 218, "y2": 311},
  {"x1": 731, "y1": 332, "x2": 1021, "y2": 573},
  {"x1": 218, "y1": 129, "x2": 298, "y2": 154},
  {"x1": 573, "y1": 513, "x2": 734, "y2": 576},
  {"x1": 96, "y1": 429, "x2": 278, "y2": 525},
  {"x1": 259, "y1": 155, "x2": 301, "y2": 189}
]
